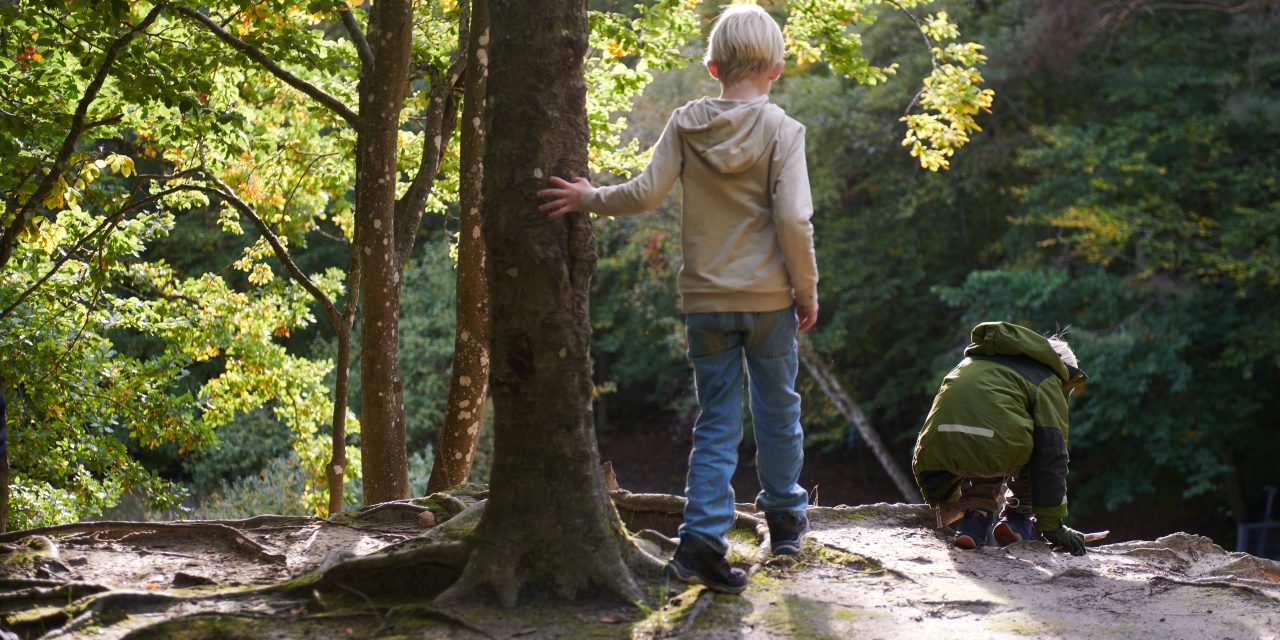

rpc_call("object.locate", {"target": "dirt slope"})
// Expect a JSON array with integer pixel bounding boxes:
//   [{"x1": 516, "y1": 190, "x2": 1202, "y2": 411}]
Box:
[{"x1": 1, "y1": 500, "x2": 1277, "y2": 639}]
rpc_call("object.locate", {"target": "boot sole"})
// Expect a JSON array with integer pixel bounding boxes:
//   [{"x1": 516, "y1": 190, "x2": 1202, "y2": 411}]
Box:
[
  {"x1": 992, "y1": 522, "x2": 1031, "y2": 547},
  {"x1": 954, "y1": 534, "x2": 980, "y2": 550},
  {"x1": 664, "y1": 561, "x2": 747, "y2": 594},
  {"x1": 771, "y1": 543, "x2": 801, "y2": 556}
]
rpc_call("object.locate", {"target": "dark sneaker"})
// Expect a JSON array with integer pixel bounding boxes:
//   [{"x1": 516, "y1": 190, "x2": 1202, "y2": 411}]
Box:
[
  {"x1": 953, "y1": 509, "x2": 992, "y2": 550},
  {"x1": 766, "y1": 511, "x2": 809, "y2": 556},
  {"x1": 665, "y1": 535, "x2": 747, "y2": 594},
  {"x1": 993, "y1": 512, "x2": 1035, "y2": 547}
]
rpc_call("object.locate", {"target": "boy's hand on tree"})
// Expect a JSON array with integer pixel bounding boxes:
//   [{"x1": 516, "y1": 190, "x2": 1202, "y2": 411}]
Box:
[
  {"x1": 538, "y1": 176, "x2": 593, "y2": 219},
  {"x1": 1041, "y1": 524, "x2": 1087, "y2": 555}
]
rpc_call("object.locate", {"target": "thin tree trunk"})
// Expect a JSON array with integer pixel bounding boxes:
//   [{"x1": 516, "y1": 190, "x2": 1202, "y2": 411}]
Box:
[
  {"x1": 326, "y1": 327, "x2": 353, "y2": 515},
  {"x1": 436, "y1": 0, "x2": 641, "y2": 606},
  {"x1": 356, "y1": 2, "x2": 415, "y2": 504},
  {"x1": 1, "y1": 380, "x2": 8, "y2": 533},
  {"x1": 428, "y1": 0, "x2": 490, "y2": 495},
  {"x1": 798, "y1": 338, "x2": 921, "y2": 502}
]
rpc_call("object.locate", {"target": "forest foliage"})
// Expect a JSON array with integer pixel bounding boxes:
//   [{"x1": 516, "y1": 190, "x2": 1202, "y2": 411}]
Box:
[{"x1": 1, "y1": 0, "x2": 1276, "y2": 549}]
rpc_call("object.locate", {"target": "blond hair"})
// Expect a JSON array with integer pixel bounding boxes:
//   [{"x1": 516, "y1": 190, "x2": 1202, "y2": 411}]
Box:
[
  {"x1": 1047, "y1": 335, "x2": 1078, "y2": 369},
  {"x1": 704, "y1": 4, "x2": 785, "y2": 87}
]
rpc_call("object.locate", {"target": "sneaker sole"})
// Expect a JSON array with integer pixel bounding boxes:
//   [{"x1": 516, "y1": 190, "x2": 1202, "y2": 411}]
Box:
[
  {"x1": 771, "y1": 541, "x2": 802, "y2": 556},
  {"x1": 954, "y1": 534, "x2": 980, "y2": 550},
  {"x1": 992, "y1": 522, "x2": 1025, "y2": 547},
  {"x1": 664, "y1": 562, "x2": 747, "y2": 595}
]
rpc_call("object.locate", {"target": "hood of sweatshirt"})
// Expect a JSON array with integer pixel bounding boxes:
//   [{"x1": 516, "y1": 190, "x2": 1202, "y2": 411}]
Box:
[
  {"x1": 676, "y1": 96, "x2": 786, "y2": 174},
  {"x1": 963, "y1": 321, "x2": 1073, "y2": 383}
]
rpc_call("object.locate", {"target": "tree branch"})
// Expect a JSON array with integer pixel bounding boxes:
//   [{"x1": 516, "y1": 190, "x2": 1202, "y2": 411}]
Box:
[
  {"x1": 393, "y1": 1, "x2": 470, "y2": 267},
  {"x1": 338, "y1": 3, "x2": 374, "y2": 69},
  {"x1": 0, "y1": 2, "x2": 167, "y2": 272},
  {"x1": 191, "y1": 172, "x2": 344, "y2": 332},
  {"x1": 393, "y1": 63, "x2": 464, "y2": 266},
  {"x1": 176, "y1": 6, "x2": 360, "y2": 130},
  {"x1": 0, "y1": 181, "x2": 194, "y2": 321}
]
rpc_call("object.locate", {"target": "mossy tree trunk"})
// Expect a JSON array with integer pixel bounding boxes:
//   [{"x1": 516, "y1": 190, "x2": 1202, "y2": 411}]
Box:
[{"x1": 435, "y1": 0, "x2": 642, "y2": 606}]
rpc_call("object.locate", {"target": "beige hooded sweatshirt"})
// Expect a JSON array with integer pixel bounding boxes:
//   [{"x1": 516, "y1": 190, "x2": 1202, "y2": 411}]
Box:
[{"x1": 580, "y1": 96, "x2": 818, "y2": 313}]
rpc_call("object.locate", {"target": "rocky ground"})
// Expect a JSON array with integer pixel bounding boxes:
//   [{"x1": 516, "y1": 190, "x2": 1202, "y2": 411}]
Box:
[{"x1": 1, "y1": 496, "x2": 1277, "y2": 639}]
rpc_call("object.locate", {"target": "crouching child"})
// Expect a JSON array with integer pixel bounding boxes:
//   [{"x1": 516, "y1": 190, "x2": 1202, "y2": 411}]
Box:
[{"x1": 912, "y1": 322, "x2": 1090, "y2": 555}]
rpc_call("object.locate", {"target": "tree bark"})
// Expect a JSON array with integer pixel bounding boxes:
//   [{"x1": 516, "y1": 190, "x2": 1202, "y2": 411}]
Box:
[
  {"x1": 356, "y1": 2, "x2": 415, "y2": 504},
  {"x1": 428, "y1": 0, "x2": 491, "y2": 495},
  {"x1": 436, "y1": 0, "x2": 641, "y2": 606}
]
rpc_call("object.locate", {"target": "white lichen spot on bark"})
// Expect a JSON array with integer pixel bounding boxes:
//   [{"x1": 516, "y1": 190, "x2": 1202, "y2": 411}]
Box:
[
  {"x1": 506, "y1": 268, "x2": 518, "y2": 277},
  {"x1": 533, "y1": 168, "x2": 543, "y2": 178},
  {"x1": 454, "y1": 451, "x2": 464, "y2": 460},
  {"x1": 460, "y1": 376, "x2": 472, "y2": 387},
  {"x1": 472, "y1": 224, "x2": 481, "y2": 239},
  {"x1": 467, "y1": 424, "x2": 479, "y2": 436},
  {"x1": 559, "y1": 348, "x2": 567, "y2": 359},
  {"x1": 479, "y1": 29, "x2": 489, "y2": 46},
  {"x1": 459, "y1": 411, "x2": 471, "y2": 420},
  {"x1": 477, "y1": 49, "x2": 488, "y2": 66},
  {"x1": 460, "y1": 399, "x2": 471, "y2": 408},
  {"x1": 363, "y1": 246, "x2": 372, "y2": 255},
  {"x1": 373, "y1": 219, "x2": 382, "y2": 229}
]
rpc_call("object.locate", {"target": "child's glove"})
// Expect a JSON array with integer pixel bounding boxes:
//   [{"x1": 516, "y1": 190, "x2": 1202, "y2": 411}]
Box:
[{"x1": 1041, "y1": 525, "x2": 1087, "y2": 556}]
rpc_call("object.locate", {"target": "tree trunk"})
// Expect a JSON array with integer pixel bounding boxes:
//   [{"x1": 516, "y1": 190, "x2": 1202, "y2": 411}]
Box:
[
  {"x1": 1, "y1": 381, "x2": 8, "y2": 533},
  {"x1": 428, "y1": 0, "x2": 491, "y2": 495},
  {"x1": 356, "y1": 2, "x2": 415, "y2": 504},
  {"x1": 326, "y1": 326, "x2": 353, "y2": 515},
  {"x1": 436, "y1": 0, "x2": 641, "y2": 606}
]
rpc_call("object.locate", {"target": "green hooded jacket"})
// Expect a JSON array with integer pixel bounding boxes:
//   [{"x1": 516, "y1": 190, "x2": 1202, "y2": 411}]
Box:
[{"x1": 912, "y1": 322, "x2": 1078, "y2": 530}]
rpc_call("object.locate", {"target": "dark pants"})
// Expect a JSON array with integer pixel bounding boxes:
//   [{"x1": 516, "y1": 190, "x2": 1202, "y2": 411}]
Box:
[{"x1": 916, "y1": 467, "x2": 1034, "y2": 527}]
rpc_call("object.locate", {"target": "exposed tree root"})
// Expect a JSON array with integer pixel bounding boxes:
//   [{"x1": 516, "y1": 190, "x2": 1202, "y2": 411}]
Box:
[
  {"x1": 383, "y1": 603, "x2": 497, "y2": 638},
  {"x1": 677, "y1": 589, "x2": 716, "y2": 636},
  {"x1": 0, "y1": 581, "x2": 108, "y2": 606},
  {"x1": 198, "y1": 515, "x2": 323, "y2": 530},
  {"x1": 315, "y1": 540, "x2": 468, "y2": 601},
  {"x1": 611, "y1": 491, "x2": 763, "y2": 537},
  {"x1": 343, "y1": 500, "x2": 430, "y2": 523},
  {"x1": 434, "y1": 543, "x2": 520, "y2": 608},
  {"x1": 434, "y1": 536, "x2": 645, "y2": 609},
  {"x1": 117, "y1": 612, "x2": 282, "y2": 640},
  {"x1": 0, "y1": 521, "x2": 286, "y2": 565}
]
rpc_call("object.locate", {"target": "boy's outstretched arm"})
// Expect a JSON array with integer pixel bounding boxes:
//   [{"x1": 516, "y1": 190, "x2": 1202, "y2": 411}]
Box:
[{"x1": 538, "y1": 176, "x2": 594, "y2": 219}]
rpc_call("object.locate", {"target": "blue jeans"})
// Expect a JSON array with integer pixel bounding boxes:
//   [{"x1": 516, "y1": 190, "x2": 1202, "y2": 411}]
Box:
[{"x1": 680, "y1": 306, "x2": 808, "y2": 554}]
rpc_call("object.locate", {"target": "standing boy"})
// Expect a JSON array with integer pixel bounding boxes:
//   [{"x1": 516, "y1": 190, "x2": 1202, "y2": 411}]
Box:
[
  {"x1": 912, "y1": 322, "x2": 1090, "y2": 556},
  {"x1": 539, "y1": 4, "x2": 818, "y2": 594}
]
